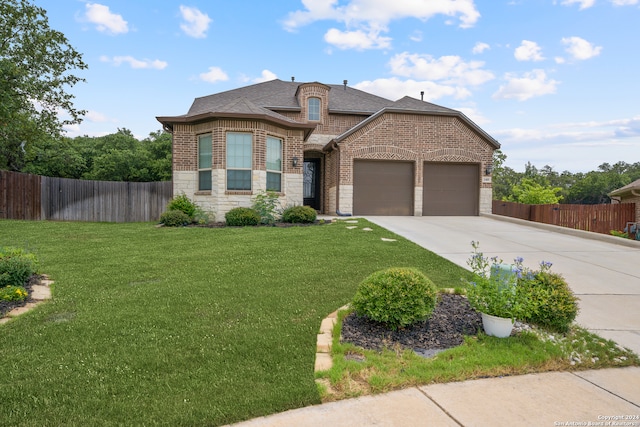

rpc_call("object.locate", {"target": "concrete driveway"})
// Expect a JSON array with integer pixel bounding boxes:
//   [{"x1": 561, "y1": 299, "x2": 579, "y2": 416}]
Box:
[{"x1": 367, "y1": 215, "x2": 640, "y2": 355}]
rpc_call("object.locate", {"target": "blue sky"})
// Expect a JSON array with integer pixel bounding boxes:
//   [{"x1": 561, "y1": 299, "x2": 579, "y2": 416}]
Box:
[{"x1": 37, "y1": 0, "x2": 640, "y2": 172}]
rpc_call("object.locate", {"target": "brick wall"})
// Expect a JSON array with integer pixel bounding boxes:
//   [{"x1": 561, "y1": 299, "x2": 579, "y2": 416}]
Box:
[
  {"x1": 331, "y1": 112, "x2": 496, "y2": 215},
  {"x1": 172, "y1": 119, "x2": 305, "y2": 218}
]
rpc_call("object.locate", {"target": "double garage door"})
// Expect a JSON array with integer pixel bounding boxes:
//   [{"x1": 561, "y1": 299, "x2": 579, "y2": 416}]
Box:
[{"x1": 353, "y1": 160, "x2": 479, "y2": 216}]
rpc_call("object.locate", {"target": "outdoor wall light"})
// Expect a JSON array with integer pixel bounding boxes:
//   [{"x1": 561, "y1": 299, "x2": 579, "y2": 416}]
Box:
[
  {"x1": 485, "y1": 164, "x2": 493, "y2": 175},
  {"x1": 292, "y1": 156, "x2": 299, "y2": 167}
]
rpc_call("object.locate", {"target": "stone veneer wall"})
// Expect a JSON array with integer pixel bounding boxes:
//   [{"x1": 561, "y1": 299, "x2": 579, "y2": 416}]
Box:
[{"x1": 171, "y1": 119, "x2": 305, "y2": 219}]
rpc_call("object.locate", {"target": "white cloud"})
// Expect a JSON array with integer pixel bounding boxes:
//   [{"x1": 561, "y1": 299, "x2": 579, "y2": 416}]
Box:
[
  {"x1": 389, "y1": 52, "x2": 495, "y2": 86},
  {"x1": 610, "y1": 0, "x2": 638, "y2": 4},
  {"x1": 514, "y1": 40, "x2": 545, "y2": 61},
  {"x1": 85, "y1": 110, "x2": 111, "y2": 123},
  {"x1": 282, "y1": 0, "x2": 479, "y2": 50},
  {"x1": 82, "y1": 3, "x2": 128, "y2": 35},
  {"x1": 472, "y1": 42, "x2": 490, "y2": 54},
  {"x1": 493, "y1": 69, "x2": 559, "y2": 101},
  {"x1": 252, "y1": 69, "x2": 278, "y2": 83},
  {"x1": 283, "y1": 0, "x2": 480, "y2": 30},
  {"x1": 179, "y1": 5, "x2": 212, "y2": 38},
  {"x1": 561, "y1": 36, "x2": 602, "y2": 60},
  {"x1": 199, "y1": 66, "x2": 229, "y2": 83},
  {"x1": 324, "y1": 28, "x2": 391, "y2": 50},
  {"x1": 409, "y1": 30, "x2": 423, "y2": 42},
  {"x1": 100, "y1": 55, "x2": 168, "y2": 70},
  {"x1": 560, "y1": 0, "x2": 596, "y2": 9},
  {"x1": 354, "y1": 77, "x2": 472, "y2": 102}
]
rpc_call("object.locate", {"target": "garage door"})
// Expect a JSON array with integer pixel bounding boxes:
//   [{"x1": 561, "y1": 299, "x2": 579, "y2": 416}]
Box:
[
  {"x1": 423, "y1": 163, "x2": 479, "y2": 216},
  {"x1": 353, "y1": 160, "x2": 414, "y2": 215}
]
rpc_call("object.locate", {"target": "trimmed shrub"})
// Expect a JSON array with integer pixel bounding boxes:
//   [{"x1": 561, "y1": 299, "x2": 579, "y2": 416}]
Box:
[
  {"x1": 252, "y1": 191, "x2": 281, "y2": 224},
  {"x1": 225, "y1": 207, "x2": 261, "y2": 226},
  {"x1": 0, "y1": 285, "x2": 28, "y2": 302},
  {"x1": 352, "y1": 267, "x2": 438, "y2": 330},
  {"x1": 520, "y1": 271, "x2": 578, "y2": 333},
  {"x1": 282, "y1": 205, "x2": 317, "y2": 224},
  {"x1": 0, "y1": 248, "x2": 38, "y2": 288},
  {"x1": 160, "y1": 209, "x2": 191, "y2": 227},
  {"x1": 166, "y1": 194, "x2": 197, "y2": 220}
]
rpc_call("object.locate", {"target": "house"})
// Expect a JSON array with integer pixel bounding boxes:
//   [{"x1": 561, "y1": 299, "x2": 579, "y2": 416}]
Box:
[
  {"x1": 609, "y1": 178, "x2": 640, "y2": 223},
  {"x1": 156, "y1": 79, "x2": 500, "y2": 218}
]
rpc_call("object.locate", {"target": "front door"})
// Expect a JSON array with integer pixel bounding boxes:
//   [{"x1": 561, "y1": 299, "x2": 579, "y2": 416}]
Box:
[{"x1": 303, "y1": 159, "x2": 321, "y2": 210}]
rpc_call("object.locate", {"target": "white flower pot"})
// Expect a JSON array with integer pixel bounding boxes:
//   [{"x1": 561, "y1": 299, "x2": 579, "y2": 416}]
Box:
[{"x1": 481, "y1": 312, "x2": 514, "y2": 338}]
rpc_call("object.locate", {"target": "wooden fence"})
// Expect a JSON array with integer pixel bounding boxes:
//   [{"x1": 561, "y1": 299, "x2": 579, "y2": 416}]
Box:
[
  {"x1": 492, "y1": 200, "x2": 636, "y2": 235},
  {"x1": 0, "y1": 170, "x2": 173, "y2": 222}
]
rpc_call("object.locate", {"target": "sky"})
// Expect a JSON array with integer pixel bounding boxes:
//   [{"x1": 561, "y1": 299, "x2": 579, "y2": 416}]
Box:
[{"x1": 34, "y1": 0, "x2": 640, "y2": 173}]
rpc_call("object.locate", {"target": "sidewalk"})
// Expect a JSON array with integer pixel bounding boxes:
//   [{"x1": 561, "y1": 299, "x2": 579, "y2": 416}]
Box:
[{"x1": 230, "y1": 367, "x2": 640, "y2": 426}]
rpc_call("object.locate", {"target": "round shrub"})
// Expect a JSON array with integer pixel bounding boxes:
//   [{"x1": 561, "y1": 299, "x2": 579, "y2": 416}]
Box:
[
  {"x1": 160, "y1": 209, "x2": 191, "y2": 227},
  {"x1": 0, "y1": 248, "x2": 38, "y2": 288},
  {"x1": 520, "y1": 271, "x2": 578, "y2": 333},
  {"x1": 352, "y1": 267, "x2": 438, "y2": 330},
  {"x1": 282, "y1": 205, "x2": 317, "y2": 223},
  {"x1": 225, "y1": 207, "x2": 261, "y2": 226},
  {"x1": 166, "y1": 194, "x2": 197, "y2": 219}
]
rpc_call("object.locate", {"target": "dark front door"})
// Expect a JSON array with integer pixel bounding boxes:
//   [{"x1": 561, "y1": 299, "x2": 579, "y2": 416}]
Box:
[{"x1": 303, "y1": 159, "x2": 321, "y2": 210}]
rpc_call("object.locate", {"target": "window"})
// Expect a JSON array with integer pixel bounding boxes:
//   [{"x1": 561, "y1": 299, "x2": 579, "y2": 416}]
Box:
[
  {"x1": 198, "y1": 134, "x2": 212, "y2": 191},
  {"x1": 266, "y1": 136, "x2": 282, "y2": 192},
  {"x1": 308, "y1": 97, "x2": 320, "y2": 121},
  {"x1": 226, "y1": 132, "x2": 252, "y2": 191}
]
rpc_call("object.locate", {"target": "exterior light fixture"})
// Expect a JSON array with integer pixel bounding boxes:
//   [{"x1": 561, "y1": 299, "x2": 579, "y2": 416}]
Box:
[
  {"x1": 485, "y1": 164, "x2": 493, "y2": 175},
  {"x1": 292, "y1": 156, "x2": 299, "y2": 167}
]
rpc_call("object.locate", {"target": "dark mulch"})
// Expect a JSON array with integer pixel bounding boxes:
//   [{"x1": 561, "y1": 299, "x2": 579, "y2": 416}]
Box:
[
  {"x1": 0, "y1": 275, "x2": 41, "y2": 318},
  {"x1": 341, "y1": 294, "x2": 482, "y2": 356},
  {"x1": 188, "y1": 220, "x2": 332, "y2": 228}
]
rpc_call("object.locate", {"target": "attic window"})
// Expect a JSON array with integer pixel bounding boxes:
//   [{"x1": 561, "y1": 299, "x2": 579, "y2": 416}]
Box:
[{"x1": 308, "y1": 97, "x2": 320, "y2": 121}]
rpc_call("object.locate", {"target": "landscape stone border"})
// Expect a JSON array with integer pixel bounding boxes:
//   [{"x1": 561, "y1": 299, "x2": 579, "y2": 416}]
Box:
[{"x1": 0, "y1": 275, "x2": 53, "y2": 325}]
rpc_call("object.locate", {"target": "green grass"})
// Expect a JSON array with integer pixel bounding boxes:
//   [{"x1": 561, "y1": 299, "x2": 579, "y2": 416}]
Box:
[
  {"x1": 3, "y1": 219, "x2": 638, "y2": 425},
  {"x1": 0, "y1": 218, "x2": 470, "y2": 426},
  {"x1": 317, "y1": 308, "x2": 639, "y2": 401}
]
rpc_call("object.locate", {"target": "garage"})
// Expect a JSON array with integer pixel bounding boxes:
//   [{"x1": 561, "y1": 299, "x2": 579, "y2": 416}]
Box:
[
  {"x1": 423, "y1": 163, "x2": 479, "y2": 216},
  {"x1": 353, "y1": 160, "x2": 414, "y2": 215}
]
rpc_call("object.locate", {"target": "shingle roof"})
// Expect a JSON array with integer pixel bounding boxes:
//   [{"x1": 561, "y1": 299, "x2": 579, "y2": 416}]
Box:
[
  {"x1": 156, "y1": 79, "x2": 499, "y2": 148},
  {"x1": 186, "y1": 79, "x2": 394, "y2": 116},
  {"x1": 609, "y1": 178, "x2": 640, "y2": 197}
]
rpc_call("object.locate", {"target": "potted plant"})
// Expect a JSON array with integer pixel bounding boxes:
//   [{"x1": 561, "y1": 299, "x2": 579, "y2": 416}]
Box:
[{"x1": 465, "y1": 242, "x2": 531, "y2": 337}]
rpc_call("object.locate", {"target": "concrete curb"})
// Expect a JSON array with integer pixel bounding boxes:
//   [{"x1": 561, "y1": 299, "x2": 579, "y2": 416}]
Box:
[{"x1": 483, "y1": 213, "x2": 640, "y2": 249}]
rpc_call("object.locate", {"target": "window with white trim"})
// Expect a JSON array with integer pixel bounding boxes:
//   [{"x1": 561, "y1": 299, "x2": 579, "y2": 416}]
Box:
[
  {"x1": 226, "y1": 132, "x2": 252, "y2": 191},
  {"x1": 266, "y1": 136, "x2": 282, "y2": 192},
  {"x1": 198, "y1": 134, "x2": 212, "y2": 191},
  {"x1": 308, "y1": 97, "x2": 320, "y2": 121}
]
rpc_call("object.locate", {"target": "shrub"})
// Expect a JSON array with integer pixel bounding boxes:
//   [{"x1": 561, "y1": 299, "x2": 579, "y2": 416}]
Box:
[
  {"x1": 520, "y1": 271, "x2": 579, "y2": 333},
  {"x1": 0, "y1": 285, "x2": 29, "y2": 302},
  {"x1": 0, "y1": 247, "x2": 38, "y2": 288},
  {"x1": 282, "y1": 206, "x2": 317, "y2": 224},
  {"x1": 352, "y1": 267, "x2": 438, "y2": 330},
  {"x1": 160, "y1": 209, "x2": 191, "y2": 227},
  {"x1": 166, "y1": 194, "x2": 197, "y2": 219},
  {"x1": 225, "y1": 207, "x2": 261, "y2": 226},
  {"x1": 252, "y1": 191, "x2": 281, "y2": 224},
  {"x1": 193, "y1": 206, "x2": 215, "y2": 225}
]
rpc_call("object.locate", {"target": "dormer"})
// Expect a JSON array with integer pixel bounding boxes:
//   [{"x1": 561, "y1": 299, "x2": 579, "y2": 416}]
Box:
[{"x1": 295, "y1": 82, "x2": 330, "y2": 123}]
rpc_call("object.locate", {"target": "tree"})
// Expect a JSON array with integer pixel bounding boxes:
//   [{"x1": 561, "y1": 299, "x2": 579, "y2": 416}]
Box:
[
  {"x1": 0, "y1": 0, "x2": 87, "y2": 170},
  {"x1": 506, "y1": 178, "x2": 564, "y2": 204}
]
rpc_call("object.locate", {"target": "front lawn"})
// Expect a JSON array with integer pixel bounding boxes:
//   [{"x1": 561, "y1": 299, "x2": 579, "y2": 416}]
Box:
[
  {"x1": 0, "y1": 219, "x2": 469, "y2": 426},
  {"x1": 2, "y1": 219, "x2": 637, "y2": 426}
]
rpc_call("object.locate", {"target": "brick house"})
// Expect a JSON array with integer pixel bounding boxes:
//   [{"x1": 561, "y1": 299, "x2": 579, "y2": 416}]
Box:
[
  {"x1": 156, "y1": 79, "x2": 500, "y2": 217},
  {"x1": 609, "y1": 178, "x2": 640, "y2": 223}
]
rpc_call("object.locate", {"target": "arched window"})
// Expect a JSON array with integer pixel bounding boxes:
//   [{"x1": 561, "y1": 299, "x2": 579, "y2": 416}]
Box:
[{"x1": 308, "y1": 97, "x2": 320, "y2": 121}]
